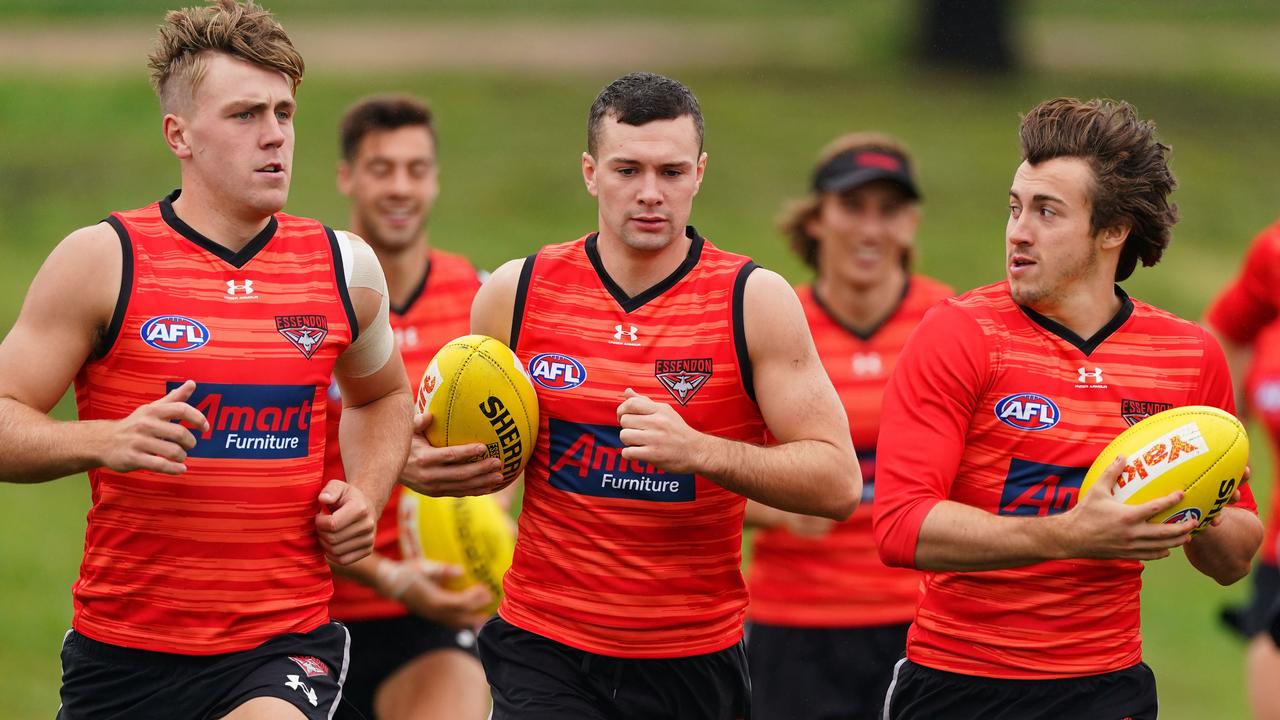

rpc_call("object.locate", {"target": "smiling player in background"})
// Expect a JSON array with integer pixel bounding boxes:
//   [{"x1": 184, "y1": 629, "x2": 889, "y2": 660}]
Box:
[
  {"x1": 324, "y1": 94, "x2": 493, "y2": 720},
  {"x1": 745, "y1": 132, "x2": 951, "y2": 720},
  {"x1": 0, "y1": 2, "x2": 412, "y2": 717}
]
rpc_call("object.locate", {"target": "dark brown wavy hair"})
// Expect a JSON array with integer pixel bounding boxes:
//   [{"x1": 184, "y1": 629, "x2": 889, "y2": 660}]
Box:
[{"x1": 1019, "y1": 98, "x2": 1178, "y2": 281}]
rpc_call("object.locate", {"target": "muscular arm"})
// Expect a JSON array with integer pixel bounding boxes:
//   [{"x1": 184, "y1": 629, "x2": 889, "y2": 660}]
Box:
[
  {"x1": 618, "y1": 269, "x2": 859, "y2": 520},
  {"x1": 331, "y1": 236, "x2": 414, "y2": 518},
  {"x1": 469, "y1": 257, "x2": 523, "y2": 344},
  {"x1": 0, "y1": 224, "x2": 205, "y2": 483}
]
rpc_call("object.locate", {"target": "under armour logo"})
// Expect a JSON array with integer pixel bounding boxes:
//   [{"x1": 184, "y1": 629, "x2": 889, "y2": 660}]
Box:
[
  {"x1": 852, "y1": 352, "x2": 883, "y2": 377},
  {"x1": 285, "y1": 675, "x2": 318, "y2": 707},
  {"x1": 226, "y1": 279, "x2": 254, "y2": 297},
  {"x1": 1078, "y1": 367, "x2": 1103, "y2": 383},
  {"x1": 614, "y1": 324, "x2": 638, "y2": 342}
]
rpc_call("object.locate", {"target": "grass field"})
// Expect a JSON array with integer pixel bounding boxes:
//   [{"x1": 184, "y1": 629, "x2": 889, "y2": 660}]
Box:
[{"x1": 2, "y1": 3, "x2": 1280, "y2": 718}]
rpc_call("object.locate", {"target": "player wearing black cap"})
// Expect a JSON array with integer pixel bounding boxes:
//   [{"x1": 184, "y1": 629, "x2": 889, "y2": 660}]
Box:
[{"x1": 745, "y1": 133, "x2": 951, "y2": 720}]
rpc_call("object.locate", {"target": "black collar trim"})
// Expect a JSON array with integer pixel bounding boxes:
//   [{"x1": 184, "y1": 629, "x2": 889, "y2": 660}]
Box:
[
  {"x1": 811, "y1": 277, "x2": 912, "y2": 342},
  {"x1": 1019, "y1": 286, "x2": 1134, "y2": 357},
  {"x1": 585, "y1": 226, "x2": 704, "y2": 314},
  {"x1": 391, "y1": 253, "x2": 432, "y2": 316},
  {"x1": 159, "y1": 189, "x2": 278, "y2": 269}
]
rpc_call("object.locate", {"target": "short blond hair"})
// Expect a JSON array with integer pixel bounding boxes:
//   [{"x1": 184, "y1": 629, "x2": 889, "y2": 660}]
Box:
[
  {"x1": 779, "y1": 132, "x2": 918, "y2": 271},
  {"x1": 147, "y1": 0, "x2": 304, "y2": 113}
]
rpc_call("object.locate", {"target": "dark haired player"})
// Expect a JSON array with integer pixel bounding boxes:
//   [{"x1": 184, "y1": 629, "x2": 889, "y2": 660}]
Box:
[
  {"x1": 470, "y1": 71, "x2": 861, "y2": 719},
  {"x1": 1204, "y1": 218, "x2": 1280, "y2": 720},
  {"x1": 745, "y1": 132, "x2": 950, "y2": 720},
  {"x1": 874, "y1": 97, "x2": 1262, "y2": 719},
  {"x1": 325, "y1": 94, "x2": 493, "y2": 720}
]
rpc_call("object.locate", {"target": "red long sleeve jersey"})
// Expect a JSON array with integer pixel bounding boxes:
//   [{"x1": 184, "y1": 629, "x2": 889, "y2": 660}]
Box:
[
  {"x1": 874, "y1": 281, "x2": 1255, "y2": 679},
  {"x1": 1206, "y1": 218, "x2": 1280, "y2": 564}
]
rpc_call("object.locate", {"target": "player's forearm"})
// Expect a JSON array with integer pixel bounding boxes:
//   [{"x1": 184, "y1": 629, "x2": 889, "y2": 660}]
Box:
[
  {"x1": 1185, "y1": 507, "x2": 1263, "y2": 585},
  {"x1": 913, "y1": 500, "x2": 1069, "y2": 571},
  {"x1": 0, "y1": 398, "x2": 106, "y2": 483},
  {"x1": 697, "y1": 435, "x2": 859, "y2": 520},
  {"x1": 329, "y1": 553, "x2": 380, "y2": 586},
  {"x1": 338, "y1": 389, "x2": 413, "y2": 517},
  {"x1": 743, "y1": 499, "x2": 789, "y2": 529}
]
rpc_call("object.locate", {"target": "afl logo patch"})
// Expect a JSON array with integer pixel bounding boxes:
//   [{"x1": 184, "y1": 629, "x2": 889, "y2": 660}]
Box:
[
  {"x1": 141, "y1": 315, "x2": 210, "y2": 352},
  {"x1": 995, "y1": 392, "x2": 1060, "y2": 431},
  {"x1": 1164, "y1": 507, "x2": 1202, "y2": 525},
  {"x1": 528, "y1": 353, "x2": 586, "y2": 390}
]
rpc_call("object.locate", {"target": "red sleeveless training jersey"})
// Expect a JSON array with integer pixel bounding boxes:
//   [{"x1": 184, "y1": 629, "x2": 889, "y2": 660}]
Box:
[
  {"x1": 328, "y1": 249, "x2": 482, "y2": 620},
  {"x1": 1205, "y1": 218, "x2": 1280, "y2": 565},
  {"x1": 72, "y1": 191, "x2": 355, "y2": 654},
  {"x1": 874, "y1": 281, "x2": 1256, "y2": 679},
  {"x1": 501, "y1": 229, "x2": 767, "y2": 658},
  {"x1": 748, "y1": 276, "x2": 951, "y2": 628}
]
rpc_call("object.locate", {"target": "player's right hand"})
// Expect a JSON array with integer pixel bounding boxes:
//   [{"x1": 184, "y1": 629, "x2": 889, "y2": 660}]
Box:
[
  {"x1": 100, "y1": 380, "x2": 208, "y2": 475},
  {"x1": 398, "y1": 411, "x2": 507, "y2": 497},
  {"x1": 382, "y1": 558, "x2": 493, "y2": 629},
  {"x1": 1060, "y1": 455, "x2": 1195, "y2": 561}
]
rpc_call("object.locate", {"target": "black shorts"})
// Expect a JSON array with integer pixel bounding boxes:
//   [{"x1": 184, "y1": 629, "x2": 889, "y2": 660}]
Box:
[
  {"x1": 882, "y1": 658, "x2": 1158, "y2": 720},
  {"x1": 57, "y1": 621, "x2": 350, "y2": 720},
  {"x1": 746, "y1": 621, "x2": 908, "y2": 720},
  {"x1": 478, "y1": 615, "x2": 750, "y2": 720},
  {"x1": 1223, "y1": 562, "x2": 1280, "y2": 638},
  {"x1": 333, "y1": 613, "x2": 479, "y2": 720}
]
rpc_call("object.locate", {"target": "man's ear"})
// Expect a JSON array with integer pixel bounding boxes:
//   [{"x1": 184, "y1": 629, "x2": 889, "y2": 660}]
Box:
[
  {"x1": 163, "y1": 113, "x2": 192, "y2": 160},
  {"x1": 1099, "y1": 223, "x2": 1130, "y2": 251},
  {"x1": 582, "y1": 151, "x2": 599, "y2": 197}
]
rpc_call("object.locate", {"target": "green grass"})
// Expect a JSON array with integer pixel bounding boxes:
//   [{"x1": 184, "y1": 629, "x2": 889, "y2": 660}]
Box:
[{"x1": 3, "y1": 6, "x2": 1280, "y2": 718}]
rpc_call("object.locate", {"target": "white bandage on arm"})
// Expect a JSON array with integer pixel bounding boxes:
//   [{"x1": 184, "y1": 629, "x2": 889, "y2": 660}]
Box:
[{"x1": 334, "y1": 231, "x2": 395, "y2": 378}]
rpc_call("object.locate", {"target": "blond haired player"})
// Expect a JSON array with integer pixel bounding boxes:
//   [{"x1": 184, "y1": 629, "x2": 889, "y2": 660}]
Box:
[{"x1": 0, "y1": 2, "x2": 412, "y2": 718}]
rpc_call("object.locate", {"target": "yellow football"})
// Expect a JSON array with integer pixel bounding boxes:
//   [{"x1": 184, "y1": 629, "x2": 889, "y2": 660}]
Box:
[
  {"x1": 1079, "y1": 405, "x2": 1248, "y2": 534},
  {"x1": 415, "y1": 334, "x2": 539, "y2": 483},
  {"x1": 398, "y1": 492, "x2": 514, "y2": 615}
]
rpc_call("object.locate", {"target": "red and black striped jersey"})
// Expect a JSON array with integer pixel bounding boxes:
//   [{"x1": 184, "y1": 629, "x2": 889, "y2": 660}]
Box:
[
  {"x1": 874, "y1": 281, "x2": 1256, "y2": 678},
  {"x1": 72, "y1": 190, "x2": 355, "y2": 654},
  {"x1": 502, "y1": 228, "x2": 767, "y2": 658},
  {"x1": 327, "y1": 249, "x2": 483, "y2": 620},
  {"x1": 748, "y1": 276, "x2": 951, "y2": 627}
]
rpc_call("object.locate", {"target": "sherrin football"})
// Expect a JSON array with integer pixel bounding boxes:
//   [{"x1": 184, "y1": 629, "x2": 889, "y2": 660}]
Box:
[
  {"x1": 1078, "y1": 405, "x2": 1247, "y2": 534},
  {"x1": 398, "y1": 492, "x2": 514, "y2": 616},
  {"x1": 415, "y1": 334, "x2": 539, "y2": 483}
]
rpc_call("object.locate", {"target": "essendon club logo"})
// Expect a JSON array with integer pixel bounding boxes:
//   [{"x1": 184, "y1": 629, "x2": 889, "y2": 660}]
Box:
[
  {"x1": 1120, "y1": 399, "x2": 1173, "y2": 426},
  {"x1": 275, "y1": 314, "x2": 329, "y2": 359},
  {"x1": 288, "y1": 655, "x2": 329, "y2": 678},
  {"x1": 655, "y1": 358, "x2": 712, "y2": 406}
]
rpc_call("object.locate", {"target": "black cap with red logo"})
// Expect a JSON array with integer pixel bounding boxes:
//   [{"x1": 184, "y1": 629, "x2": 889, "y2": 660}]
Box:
[{"x1": 812, "y1": 149, "x2": 921, "y2": 200}]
